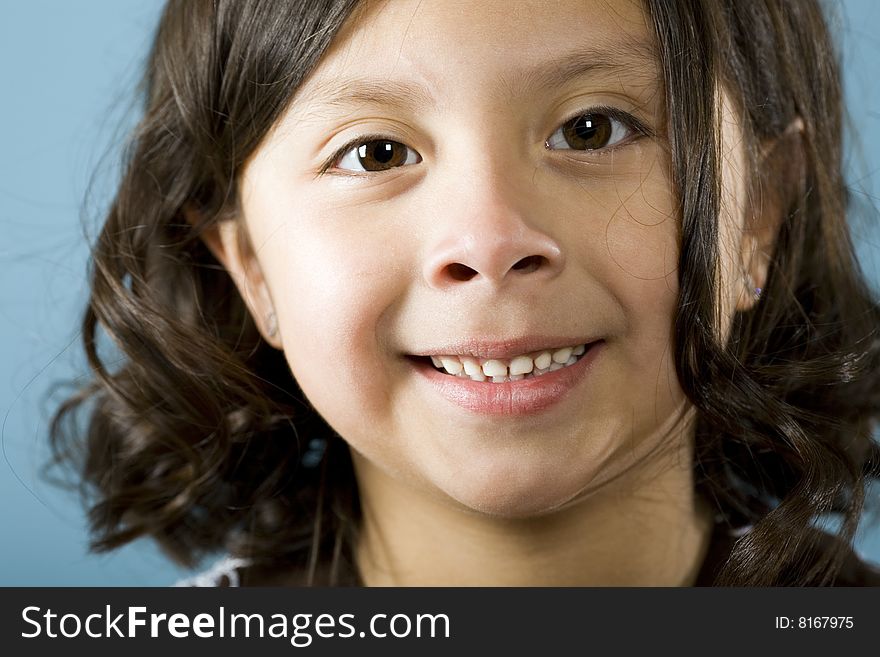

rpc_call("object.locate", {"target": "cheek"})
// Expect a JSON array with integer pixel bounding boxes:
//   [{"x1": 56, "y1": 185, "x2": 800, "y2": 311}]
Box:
[
  {"x1": 602, "y1": 164, "x2": 679, "y2": 283},
  {"x1": 604, "y1": 202, "x2": 678, "y2": 283},
  {"x1": 256, "y1": 202, "x2": 410, "y2": 428},
  {"x1": 592, "y1": 161, "x2": 681, "y2": 344},
  {"x1": 592, "y1": 167, "x2": 685, "y2": 416}
]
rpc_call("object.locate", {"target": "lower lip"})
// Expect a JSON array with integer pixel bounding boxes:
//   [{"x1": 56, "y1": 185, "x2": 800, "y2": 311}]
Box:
[{"x1": 411, "y1": 341, "x2": 603, "y2": 416}]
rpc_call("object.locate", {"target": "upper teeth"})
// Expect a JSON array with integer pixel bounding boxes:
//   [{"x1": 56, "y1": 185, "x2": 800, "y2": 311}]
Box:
[{"x1": 429, "y1": 344, "x2": 587, "y2": 382}]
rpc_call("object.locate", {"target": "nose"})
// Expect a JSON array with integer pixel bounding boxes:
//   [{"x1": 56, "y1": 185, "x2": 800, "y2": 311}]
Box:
[{"x1": 422, "y1": 174, "x2": 564, "y2": 289}]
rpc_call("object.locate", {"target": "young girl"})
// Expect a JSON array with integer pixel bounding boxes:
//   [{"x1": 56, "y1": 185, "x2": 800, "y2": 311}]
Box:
[{"x1": 52, "y1": 0, "x2": 880, "y2": 586}]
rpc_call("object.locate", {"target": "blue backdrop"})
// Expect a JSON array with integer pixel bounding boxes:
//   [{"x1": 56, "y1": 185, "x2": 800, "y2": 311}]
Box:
[{"x1": 2, "y1": 0, "x2": 879, "y2": 585}]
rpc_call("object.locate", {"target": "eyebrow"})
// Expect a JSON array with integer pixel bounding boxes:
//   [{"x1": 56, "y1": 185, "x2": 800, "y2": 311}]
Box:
[
  {"x1": 298, "y1": 38, "x2": 659, "y2": 115},
  {"x1": 513, "y1": 39, "x2": 658, "y2": 97}
]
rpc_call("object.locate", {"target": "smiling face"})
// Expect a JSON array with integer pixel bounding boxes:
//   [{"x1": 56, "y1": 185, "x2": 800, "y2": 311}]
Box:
[{"x1": 216, "y1": 0, "x2": 754, "y2": 518}]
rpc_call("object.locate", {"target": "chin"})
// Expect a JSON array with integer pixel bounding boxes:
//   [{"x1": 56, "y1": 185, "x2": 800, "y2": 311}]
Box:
[{"x1": 438, "y1": 464, "x2": 596, "y2": 519}]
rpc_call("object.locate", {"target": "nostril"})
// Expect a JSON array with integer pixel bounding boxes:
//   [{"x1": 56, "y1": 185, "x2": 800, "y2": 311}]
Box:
[
  {"x1": 446, "y1": 262, "x2": 479, "y2": 281},
  {"x1": 511, "y1": 255, "x2": 545, "y2": 273}
]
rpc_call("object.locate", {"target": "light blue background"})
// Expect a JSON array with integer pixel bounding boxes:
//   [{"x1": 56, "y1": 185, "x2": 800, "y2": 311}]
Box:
[{"x1": 1, "y1": 1, "x2": 879, "y2": 585}]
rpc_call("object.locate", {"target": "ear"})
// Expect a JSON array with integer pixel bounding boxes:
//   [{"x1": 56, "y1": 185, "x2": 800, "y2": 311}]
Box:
[
  {"x1": 184, "y1": 206, "x2": 283, "y2": 349},
  {"x1": 736, "y1": 117, "x2": 805, "y2": 312}
]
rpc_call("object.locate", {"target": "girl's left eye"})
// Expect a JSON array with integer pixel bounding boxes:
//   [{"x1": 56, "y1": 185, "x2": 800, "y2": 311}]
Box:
[
  {"x1": 334, "y1": 139, "x2": 422, "y2": 172},
  {"x1": 545, "y1": 112, "x2": 634, "y2": 151}
]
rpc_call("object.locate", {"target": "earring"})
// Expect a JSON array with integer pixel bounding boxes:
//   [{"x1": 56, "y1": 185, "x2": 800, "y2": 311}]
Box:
[
  {"x1": 265, "y1": 311, "x2": 278, "y2": 338},
  {"x1": 744, "y1": 272, "x2": 762, "y2": 301}
]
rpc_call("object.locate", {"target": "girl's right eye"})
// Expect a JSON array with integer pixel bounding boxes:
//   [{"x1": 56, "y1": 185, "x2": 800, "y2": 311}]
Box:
[{"x1": 334, "y1": 139, "x2": 422, "y2": 173}]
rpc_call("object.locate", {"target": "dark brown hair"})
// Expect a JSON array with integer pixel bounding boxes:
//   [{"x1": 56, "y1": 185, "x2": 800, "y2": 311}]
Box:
[{"x1": 51, "y1": 0, "x2": 880, "y2": 585}]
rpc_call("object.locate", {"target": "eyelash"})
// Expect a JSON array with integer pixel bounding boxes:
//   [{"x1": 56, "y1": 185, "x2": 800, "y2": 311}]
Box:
[{"x1": 318, "y1": 106, "x2": 652, "y2": 175}]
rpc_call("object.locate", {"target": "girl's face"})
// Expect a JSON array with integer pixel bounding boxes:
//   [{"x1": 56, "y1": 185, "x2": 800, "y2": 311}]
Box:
[{"x1": 227, "y1": 0, "x2": 751, "y2": 516}]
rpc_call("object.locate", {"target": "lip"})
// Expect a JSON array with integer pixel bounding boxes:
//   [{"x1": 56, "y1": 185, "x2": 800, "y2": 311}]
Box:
[
  {"x1": 408, "y1": 336, "x2": 601, "y2": 360},
  {"x1": 410, "y1": 340, "x2": 604, "y2": 416}
]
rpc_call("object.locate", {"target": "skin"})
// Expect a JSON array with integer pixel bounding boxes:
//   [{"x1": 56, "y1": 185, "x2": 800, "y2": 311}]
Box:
[{"x1": 203, "y1": 0, "x2": 767, "y2": 585}]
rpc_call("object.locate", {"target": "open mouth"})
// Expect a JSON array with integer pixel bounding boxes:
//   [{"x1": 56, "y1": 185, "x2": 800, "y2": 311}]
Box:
[{"x1": 410, "y1": 342, "x2": 598, "y2": 383}]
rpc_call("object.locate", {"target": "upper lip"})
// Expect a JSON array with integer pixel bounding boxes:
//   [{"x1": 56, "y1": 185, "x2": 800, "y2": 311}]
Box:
[{"x1": 408, "y1": 336, "x2": 600, "y2": 360}]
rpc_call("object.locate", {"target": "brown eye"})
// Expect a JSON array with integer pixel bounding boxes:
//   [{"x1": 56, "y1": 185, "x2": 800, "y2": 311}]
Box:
[
  {"x1": 546, "y1": 112, "x2": 631, "y2": 151},
  {"x1": 563, "y1": 114, "x2": 611, "y2": 149},
  {"x1": 336, "y1": 139, "x2": 421, "y2": 172}
]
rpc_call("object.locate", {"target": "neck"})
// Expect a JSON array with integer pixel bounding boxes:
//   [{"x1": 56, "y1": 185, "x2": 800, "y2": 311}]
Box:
[{"x1": 352, "y1": 441, "x2": 714, "y2": 586}]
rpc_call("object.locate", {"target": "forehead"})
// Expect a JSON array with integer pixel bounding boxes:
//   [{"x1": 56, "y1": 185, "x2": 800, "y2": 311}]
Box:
[{"x1": 294, "y1": 0, "x2": 658, "y2": 110}]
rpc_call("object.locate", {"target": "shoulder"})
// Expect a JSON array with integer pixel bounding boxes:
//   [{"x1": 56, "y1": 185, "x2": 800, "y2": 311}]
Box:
[
  {"x1": 172, "y1": 556, "x2": 326, "y2": 587},
  {"x1": 173, "y1": 556, "x2": 252, "y2": 587}
]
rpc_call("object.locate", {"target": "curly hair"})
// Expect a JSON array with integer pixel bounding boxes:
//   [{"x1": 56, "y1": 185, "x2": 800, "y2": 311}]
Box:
[{"x1": 51, "y1": 0, "x2": 880, "y2": 586}]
